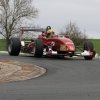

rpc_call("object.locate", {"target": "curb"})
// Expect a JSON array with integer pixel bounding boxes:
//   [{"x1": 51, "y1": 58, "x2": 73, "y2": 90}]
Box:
[
  {"x1": 0, "y1": 51, "x2": 8, "y2": 54},
  {"x1": 0, "y1": 60, "x2": 46, "y2": 83},
  {"x1": 0, "y1": 51, "x2": 30, "y2": 55}
]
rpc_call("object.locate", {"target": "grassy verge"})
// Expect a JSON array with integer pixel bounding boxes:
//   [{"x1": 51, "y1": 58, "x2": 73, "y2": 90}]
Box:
[
  {"x1": 92, "y1": 39, "x2": 100, "y2": 54},
  {"x1": 0, "y1": 39, "x2": 6, "y2": 51}
]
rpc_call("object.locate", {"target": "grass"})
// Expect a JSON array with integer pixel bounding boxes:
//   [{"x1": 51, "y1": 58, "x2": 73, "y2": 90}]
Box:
[
  {"x1": 92, "y1": 39, "x2": 100, "y2": 54},
  {"x1": 0, "y1": 39, "x2": 100, "y2": 54},
  {"x1": 0, "y1": 39, "x2": 7, "y2": 51}
]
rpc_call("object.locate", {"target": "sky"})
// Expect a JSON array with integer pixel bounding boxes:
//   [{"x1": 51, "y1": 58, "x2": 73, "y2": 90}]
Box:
[{"x1": 33, "y1": 0, "x2": 100, "y2": 39}]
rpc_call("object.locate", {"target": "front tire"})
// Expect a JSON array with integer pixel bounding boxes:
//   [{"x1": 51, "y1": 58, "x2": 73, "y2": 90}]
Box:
[
  {"x1": 34, "y1": 39, "x2": 44, "y2": 57},
  {"x1": 8, "y1": 38, "x2": 21, "y2": 56}
]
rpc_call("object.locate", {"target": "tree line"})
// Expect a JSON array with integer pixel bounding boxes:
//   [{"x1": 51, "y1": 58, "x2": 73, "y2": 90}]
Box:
[{"x1": 0, "y1": 0, "x2": 87, "y2": 46}]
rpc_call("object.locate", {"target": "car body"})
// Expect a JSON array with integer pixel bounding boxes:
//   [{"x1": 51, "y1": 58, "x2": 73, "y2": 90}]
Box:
[{"x1": 8, "y1": 27, "x2": 96, "y2": 60}]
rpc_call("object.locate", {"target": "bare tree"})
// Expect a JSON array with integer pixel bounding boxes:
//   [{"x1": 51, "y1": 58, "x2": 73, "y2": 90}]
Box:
[
  {"x1": 60, "y1": 22, "x2": 87, "y2": 46},
  {"x1": 0, "y1": 0, "x2": 38, "y2": 43}
]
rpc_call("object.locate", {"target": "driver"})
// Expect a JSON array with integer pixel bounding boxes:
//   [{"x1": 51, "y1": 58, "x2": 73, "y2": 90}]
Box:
[{"x1": 46, "y1": 26, "x2": 55, "y2": 38}]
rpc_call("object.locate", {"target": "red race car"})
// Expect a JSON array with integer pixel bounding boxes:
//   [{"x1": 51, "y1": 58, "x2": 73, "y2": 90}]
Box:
[{"x1": 8, "y1": 27, "x2": 96, "y2": 60}]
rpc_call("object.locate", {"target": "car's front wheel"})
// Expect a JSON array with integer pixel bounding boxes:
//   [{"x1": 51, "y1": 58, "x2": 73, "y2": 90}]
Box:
[
  {"x1": 8, "y1": 37, "x2": 21, "y2": 56},
  {"x1": 33, "y1": 39, "x2": 44, "y2": 57}
]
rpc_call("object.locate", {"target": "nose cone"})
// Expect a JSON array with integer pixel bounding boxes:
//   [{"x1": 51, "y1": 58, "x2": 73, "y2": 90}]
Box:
[
  {"x1": 67, "y1": 44, "x2": 75, "y2": 51},
  {"x1": 58, "y1": 38, "x2": 76, "y2": 52},
  {"x1": 64, "y1": 39, "x2": 75, "y2": 51}
]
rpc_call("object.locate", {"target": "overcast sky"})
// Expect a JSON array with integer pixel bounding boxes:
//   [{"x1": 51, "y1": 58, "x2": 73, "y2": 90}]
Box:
[{"x1": 34, "y1": 0, "x2": 100, "y2": 38}]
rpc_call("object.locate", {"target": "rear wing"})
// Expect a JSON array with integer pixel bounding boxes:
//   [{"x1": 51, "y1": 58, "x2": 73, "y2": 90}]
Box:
[
  {"x1": 20, "y1": 27, "x2": 46, "y2": 33},
  {"x1": 20, "y1": 27, "x2": 46, "y2": 40}
]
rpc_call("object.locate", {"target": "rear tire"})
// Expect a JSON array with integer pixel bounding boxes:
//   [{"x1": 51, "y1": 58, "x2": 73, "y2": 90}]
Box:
[
  {"x1": 83, "y1": 41, "x2": 95, "y2": 60},
  {"x1": 34, "y1": 39, "x2": 44, "y2": 57},
  {"x1": 8, "y1": 38, "x2": 21, "y2": 56}
]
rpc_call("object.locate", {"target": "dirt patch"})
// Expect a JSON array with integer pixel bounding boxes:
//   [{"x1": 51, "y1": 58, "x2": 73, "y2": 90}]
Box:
[{"x1": 0, "y1": 60, "x2": 46, "y2": 83}]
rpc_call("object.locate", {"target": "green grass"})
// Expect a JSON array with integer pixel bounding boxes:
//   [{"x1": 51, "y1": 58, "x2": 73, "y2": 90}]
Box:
[
  {"x1": 0, "y1": 39, "x2": 6, "y2": 51},
  {"x1": 92, "y1": 39, "x2": 100, "y2": 54}
]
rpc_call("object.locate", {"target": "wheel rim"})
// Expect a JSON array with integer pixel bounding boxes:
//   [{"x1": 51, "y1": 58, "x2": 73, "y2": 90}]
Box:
[
  {"x1": 8, "y1": 44, "x2": 12, "y2": 53},
  {"x1": 8, "y1": 40, "x2": 12, "y2": 53}
]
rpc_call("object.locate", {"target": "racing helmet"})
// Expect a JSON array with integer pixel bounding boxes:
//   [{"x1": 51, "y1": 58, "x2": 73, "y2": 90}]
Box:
[{"x1": 46, "y1": 26, "x2": 51, "y2": 31}]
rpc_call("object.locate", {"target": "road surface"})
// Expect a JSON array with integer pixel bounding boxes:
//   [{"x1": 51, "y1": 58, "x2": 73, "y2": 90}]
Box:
[{"x1": 0, "y1": 54, "x2": 100, "y2": 100}]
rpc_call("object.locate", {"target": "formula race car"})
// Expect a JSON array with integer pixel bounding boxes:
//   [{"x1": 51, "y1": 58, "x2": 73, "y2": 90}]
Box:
[{"x1": 8, "y1": 27, "x2": 96, "y2": 60}]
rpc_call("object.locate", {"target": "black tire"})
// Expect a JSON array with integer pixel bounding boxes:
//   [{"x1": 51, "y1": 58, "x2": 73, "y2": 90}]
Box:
[
  {"x1": 34, "y1": 39, "x2": 44, "y2": 57},
  {"x1": 84, "y1": 41, "x2": 94, "y2": 51},
  {"x1": 83, "y1": 41, "x2": 95, "y2": 60},
  {"x1": 8, "y1": 37, "x2": 21, "y2": 56}
]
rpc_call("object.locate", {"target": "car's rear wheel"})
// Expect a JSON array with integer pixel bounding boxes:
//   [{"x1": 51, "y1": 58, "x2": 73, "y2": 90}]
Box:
[
  {"x1": 83, "y1": 41, "x2": 95, "y2": 60},
  {"x1": 33, "y1": 39, "x2": 44, "y2": 57},
  {"x1": 8, "y1": 38, "x2": 21, "y2": 56}
]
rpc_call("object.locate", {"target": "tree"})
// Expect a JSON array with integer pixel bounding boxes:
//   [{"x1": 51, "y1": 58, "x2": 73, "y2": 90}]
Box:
[
  {"x1": 0, "y1": 0, "x2": 38, "y2": 44},
  {"x1": 60, "y1": 22, "x2": 87, "y2": 46}
]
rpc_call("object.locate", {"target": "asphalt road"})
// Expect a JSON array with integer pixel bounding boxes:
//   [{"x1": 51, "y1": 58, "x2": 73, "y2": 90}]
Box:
[{"x1": 0, "y1": 54, "x2": 100, "y2": 100}]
